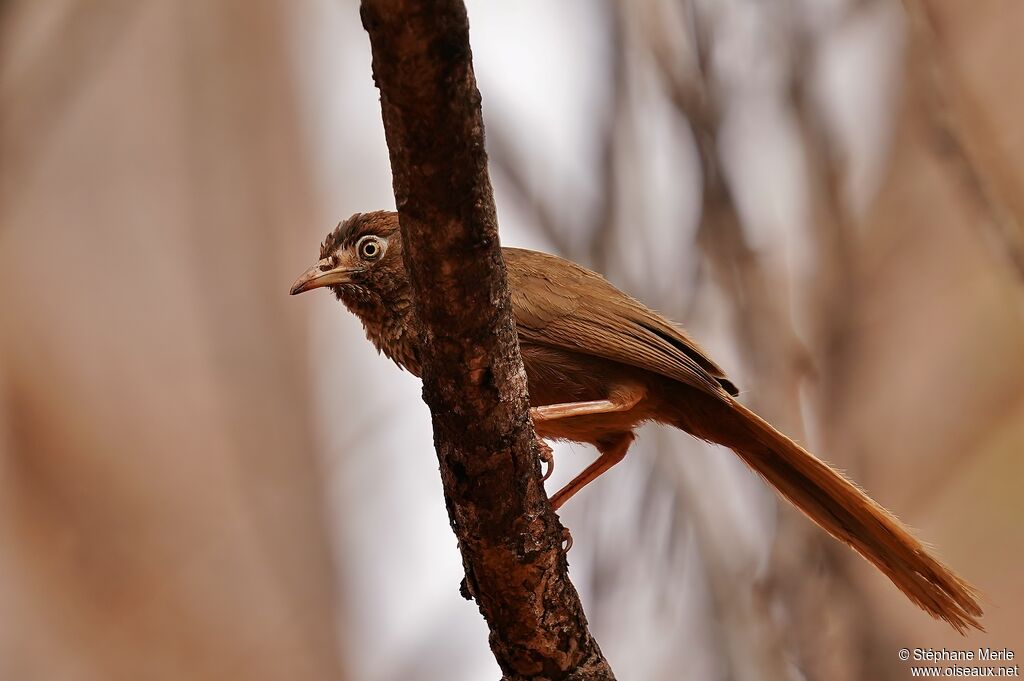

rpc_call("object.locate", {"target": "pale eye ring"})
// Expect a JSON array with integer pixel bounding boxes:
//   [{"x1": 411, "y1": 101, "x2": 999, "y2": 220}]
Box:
[{"x1": 357, "y1": 236, "x2": 384, "y2": 261}]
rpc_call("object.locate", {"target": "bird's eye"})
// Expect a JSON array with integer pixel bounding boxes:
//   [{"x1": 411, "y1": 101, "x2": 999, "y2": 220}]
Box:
[{"x1": 357, "y1": 236, "x2": 384, "y2": 261}]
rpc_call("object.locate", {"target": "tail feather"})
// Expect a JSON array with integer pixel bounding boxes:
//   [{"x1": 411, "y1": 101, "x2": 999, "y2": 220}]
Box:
[{"x1": 684, "y1": 397, "x2": 983, "y2": 633}]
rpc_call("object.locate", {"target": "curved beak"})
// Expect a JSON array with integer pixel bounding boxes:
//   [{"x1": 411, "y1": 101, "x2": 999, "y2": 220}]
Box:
[{"x1": 289, "y1": 259, "x2": 352, "y2": 295}]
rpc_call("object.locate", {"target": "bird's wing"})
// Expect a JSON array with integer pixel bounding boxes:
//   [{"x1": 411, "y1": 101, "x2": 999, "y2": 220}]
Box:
[{"x1": 504, "y1": 248, "x2": 737, "y2": 397}]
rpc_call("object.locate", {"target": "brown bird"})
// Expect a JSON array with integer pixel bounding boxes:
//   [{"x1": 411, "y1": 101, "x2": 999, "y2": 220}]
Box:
[{"x1": 291, "y1": 211, "x2": 983, "y2": 633}]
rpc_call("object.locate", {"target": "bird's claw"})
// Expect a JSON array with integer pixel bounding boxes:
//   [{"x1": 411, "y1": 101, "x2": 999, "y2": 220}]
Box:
[
  {"x1": 561, "y1": 526, "x2": 573, "y2": 552},
  {"x1": 536, "y1": 437, "x2": 554, "y2": 481},
  {"x1": 536, "y1": 436, "x2": 552, "y2": 477}
]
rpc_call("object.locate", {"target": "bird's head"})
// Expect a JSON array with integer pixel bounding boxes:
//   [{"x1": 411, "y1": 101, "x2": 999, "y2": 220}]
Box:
[{"x1": 289, "y1": 211, "x2": 409, "y2": 315}]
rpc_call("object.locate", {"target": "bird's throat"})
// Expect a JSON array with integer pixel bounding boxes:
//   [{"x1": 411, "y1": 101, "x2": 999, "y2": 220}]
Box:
[{"x1": 339, "y1": 290, "x2": 420, "y2": 376}]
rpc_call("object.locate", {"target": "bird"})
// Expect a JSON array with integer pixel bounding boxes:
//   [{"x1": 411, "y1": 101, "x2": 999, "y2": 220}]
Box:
[{"x1": 290, "y1": 210, "x2": 983, "y2": 633}]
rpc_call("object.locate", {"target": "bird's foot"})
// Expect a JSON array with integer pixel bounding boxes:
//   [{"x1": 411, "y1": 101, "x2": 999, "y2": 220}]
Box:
[
  {"x1": 536, "y1": 437, "x2": 554, "y2": 481},
  {"x1": 561, "y1": 526, "x2": 573, "y2": 552}
]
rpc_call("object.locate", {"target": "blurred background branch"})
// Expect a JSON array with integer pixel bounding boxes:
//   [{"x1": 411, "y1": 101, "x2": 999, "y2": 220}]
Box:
[
  {"x1": 2, "y1": 1, "x2": 1021, "y2": 680},
  {"x1": 904, "y1": 0, "x2": 1024, "y2": 287}
]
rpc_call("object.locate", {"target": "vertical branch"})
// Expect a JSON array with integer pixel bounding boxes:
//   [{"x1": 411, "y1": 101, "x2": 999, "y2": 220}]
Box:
[
  {"x1": 358, "y1": 2, "x2": 614, "y2": 680},
  {"x1": 904, "y1": 0, "x2": 1024, "y2": 288},
  {"x1": 644, "y1": 4, "x2": 809, "y2": 680},
  {"x1": 784, "y1": 0, "x2": 877, "y2": 472},
  {"x1": 648, "y1": 0, "x2": 811, "y2": 426},
  {"x1": 644, "y1": 1, "x2": 881, "y2": 677},
  {"x1": 589, "y1": 0, "x2": 628, "y2": 272},
  {"x1": 782, "y1": 12, "x2": 880, "y2": 680}
]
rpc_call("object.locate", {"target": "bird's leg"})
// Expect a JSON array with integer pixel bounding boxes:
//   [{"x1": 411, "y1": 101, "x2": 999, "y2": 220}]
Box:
[
  {"x1": 549, "y1": 432, "x2": 635, "y2": 510},
  {"x1": 529, "y1": 384, "x2": 644, "y2": 423},
  {"x1": 528, "y1": 384, "x2": 643, "y2": 509}
]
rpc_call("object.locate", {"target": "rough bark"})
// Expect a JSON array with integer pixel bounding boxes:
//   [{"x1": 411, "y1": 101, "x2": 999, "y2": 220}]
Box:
[{"x1": 358, "y1": 2, "x2": 614, "y2": 680}]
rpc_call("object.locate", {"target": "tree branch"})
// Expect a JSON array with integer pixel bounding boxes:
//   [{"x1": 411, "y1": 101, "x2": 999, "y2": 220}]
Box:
[
  {"x1": 904, "y1": 0, "x2": 1024, "y2": 288},
  {"x1": 358, "y1": 2, "x2": 614, "y2": 679}
]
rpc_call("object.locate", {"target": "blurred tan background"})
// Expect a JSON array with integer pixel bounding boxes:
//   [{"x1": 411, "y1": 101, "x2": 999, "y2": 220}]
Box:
[{"x1": 0, "y1": 1, "x2": 1020, "y2": 680}]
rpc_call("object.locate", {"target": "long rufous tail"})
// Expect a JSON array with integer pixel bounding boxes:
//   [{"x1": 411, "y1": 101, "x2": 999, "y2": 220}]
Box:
[{"x1": 679, "y1": 397, "x2": 983, "y2": 633}]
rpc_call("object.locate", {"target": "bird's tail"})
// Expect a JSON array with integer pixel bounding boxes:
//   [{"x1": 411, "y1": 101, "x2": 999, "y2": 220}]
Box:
[{"x1": 675, "y1": 396, "x2": 983, "y2": 633}]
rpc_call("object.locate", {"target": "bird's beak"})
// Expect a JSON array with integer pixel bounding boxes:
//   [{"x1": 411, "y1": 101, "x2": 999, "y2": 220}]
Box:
[{"x1": 289, "y1": 259, "x2": 352, "y2": 295}]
